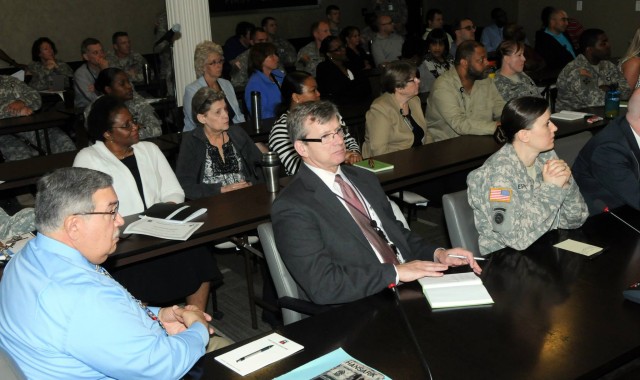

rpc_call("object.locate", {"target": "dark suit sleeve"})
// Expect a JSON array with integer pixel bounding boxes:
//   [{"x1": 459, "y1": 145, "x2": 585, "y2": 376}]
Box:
[
  {"x1": 271, "y1": 186, "x2": 397, "y2": 305},
  {"x1": 590, "y1": 142, "x2": 640, "y2": 209}
]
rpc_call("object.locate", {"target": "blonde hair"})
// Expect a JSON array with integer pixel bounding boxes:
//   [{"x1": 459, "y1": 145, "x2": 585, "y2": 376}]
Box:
[
  {"x1": 621, "y1": 27, "x2": 640, "y2": 66},
  {"x1": 193, "y1": 40, "x2": 224, "y2": 77}
]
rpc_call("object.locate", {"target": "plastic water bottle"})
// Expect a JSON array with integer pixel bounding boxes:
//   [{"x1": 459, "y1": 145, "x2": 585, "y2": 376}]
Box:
[{"x1": 604, "y1": 87, "x2": 620, "y2": 119}]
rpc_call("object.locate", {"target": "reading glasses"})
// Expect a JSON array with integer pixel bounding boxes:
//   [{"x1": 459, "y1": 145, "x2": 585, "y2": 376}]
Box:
[
  {"x1": 73, "y1": 201, "x2": 120, "y2": 221},
  {"x1": 299, "y1": 127, "x2": 346, "y2": 144}
]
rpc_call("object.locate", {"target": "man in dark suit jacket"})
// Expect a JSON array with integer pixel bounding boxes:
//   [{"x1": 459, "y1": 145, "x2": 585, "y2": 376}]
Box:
[
  {"x1": 573, "y1": 88, "x2": 640, "y2": 215},
  {"x1": 271, "y1": 100, "x2": 480, "y2": 305},
  {"x1": 534, "y1": 7, "x2": 575, "y2": 72}
]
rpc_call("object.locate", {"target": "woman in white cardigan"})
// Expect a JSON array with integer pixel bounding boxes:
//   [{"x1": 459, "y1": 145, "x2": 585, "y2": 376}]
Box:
[{"x1": 73, "y1": 96, "x2": 220, "y2": 311}]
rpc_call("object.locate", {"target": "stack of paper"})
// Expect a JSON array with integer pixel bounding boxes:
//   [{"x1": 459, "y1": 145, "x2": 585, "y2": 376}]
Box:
[
  {"x1": 550, "y1": 110, "x2": 591, "y2": 121},
  {"x1": 418, "y1": 272, "x2": 494, "y2": 309}
]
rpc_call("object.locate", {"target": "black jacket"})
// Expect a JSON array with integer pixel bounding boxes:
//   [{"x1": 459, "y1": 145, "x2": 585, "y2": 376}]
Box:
[
  {"x1": 534, "y1": 30, "x2": 575, "y2": 72},
  {"x1": 176, "y1": 125, "x2": 264, "y2": 200},
  {"x1": 573, "y1": 116, "x2": 640, "y2": 215}
]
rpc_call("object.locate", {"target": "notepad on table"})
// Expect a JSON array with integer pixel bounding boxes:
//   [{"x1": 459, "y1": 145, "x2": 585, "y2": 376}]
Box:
[
  {"x1": 550, "y1": 110, "x2": 592, "y2": 121},
  {"x1": 353, "y1": 159, "x2": 394, "y2": 173},
  {"x1": 141, "y1": 203, "x2": 207, "y2": 223},
  {"x1": 418, "y1": 272, "x2": 494, "y2": 309},
  {"x1": 215, "y1": 333, "x2": 303, "y2": 376},
  {"x1": 554, "y1": 239, "x2": 603, "y2": 256}
]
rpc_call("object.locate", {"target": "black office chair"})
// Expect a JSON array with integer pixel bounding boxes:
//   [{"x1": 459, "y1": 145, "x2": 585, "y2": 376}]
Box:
[
  {"x1": 442, "y1": 189, "x2": 481, "y2": 257},
  {"x1": 257, "y1": 223, "x2": 329, "y2": 325},
  {"x1": 553, "y1": 131, "x2": 592, "y2": 166}
]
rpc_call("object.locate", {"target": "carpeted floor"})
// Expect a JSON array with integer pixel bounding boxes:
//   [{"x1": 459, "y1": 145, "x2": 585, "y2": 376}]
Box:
[{"x1": 210, "y1": 206, "x2": 450, "y2": 344}]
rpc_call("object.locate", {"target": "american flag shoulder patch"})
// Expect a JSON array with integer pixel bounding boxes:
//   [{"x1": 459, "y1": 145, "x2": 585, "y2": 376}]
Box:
[{"x1": 489, "y1": 188, "x2": 511, "y2": 202}]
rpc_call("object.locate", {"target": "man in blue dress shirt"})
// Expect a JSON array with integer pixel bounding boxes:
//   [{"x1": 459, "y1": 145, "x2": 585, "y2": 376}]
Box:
[{"x1": 0, "y1": 167, "x2": 215, "y2": 379}]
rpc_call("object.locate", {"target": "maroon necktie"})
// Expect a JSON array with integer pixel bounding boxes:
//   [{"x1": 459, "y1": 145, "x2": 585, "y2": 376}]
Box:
[{"x1": 334, "y1": 174, "x2": 399, "y2": 264}]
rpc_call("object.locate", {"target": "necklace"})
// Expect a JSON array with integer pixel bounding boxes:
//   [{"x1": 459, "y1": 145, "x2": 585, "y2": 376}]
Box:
[{"x1": 109, "y1": 144, "x2": 132, "y2": 160}]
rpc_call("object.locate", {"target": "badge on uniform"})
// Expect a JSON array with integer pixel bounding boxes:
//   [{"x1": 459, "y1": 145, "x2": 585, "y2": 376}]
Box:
[{"x1": 489, "y1": 188, "x2": 511, "y2": 202}]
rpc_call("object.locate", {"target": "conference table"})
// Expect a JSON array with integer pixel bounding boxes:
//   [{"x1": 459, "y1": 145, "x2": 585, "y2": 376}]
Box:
[
  {"x1": 0, "y1": 110, "x2": 72, "y2": 155},
  {"x1": 193, "y1": 206, "x2": 640, "y2": 380},
  {"x1": 0, "y1": 133, "x2": 182, "y2": 193},
  {"x1": 101, "y1": 109, "x2": 610, "y2": 330},
  {"x1": 108, "y1": 109, "x2": 608, "y2": 268}
]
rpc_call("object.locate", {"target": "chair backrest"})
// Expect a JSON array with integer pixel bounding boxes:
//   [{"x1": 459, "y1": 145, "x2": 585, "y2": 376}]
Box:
[
  {"x1": 0, "y1": 346, "x2": 26, "y2": 380},
  {"x1": 442, "y1": 190, "x2": 480, "y2": 257},
  {"x1": 257, "y1": 222, "x2": 304, "y2": 325},
  {"x1": 553, "y1": 131, "x2": 592, "y2": 167}
]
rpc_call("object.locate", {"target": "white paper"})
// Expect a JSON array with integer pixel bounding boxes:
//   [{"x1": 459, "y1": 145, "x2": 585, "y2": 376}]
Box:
[
  {"x1": 419, "y1": 272, "x2": 493, "y2": 309},
  {"x1": 551, "y1": 111, "x2": 590, "y2": 121},
  {"x1": 11, "y1": 70, "x2": 24, "y2": 81},
  {"x1": 215, "y1": 333, "x2": 304, "y2": 376},
  {"x1": 418, "y1": 272, "x2": 482, "y2": 289},
  {"x1": 123, "y1": 218, "x2": 202, "y2": 240},
  {"x1": 39, "y1": 90, "x2": 65, "y2": 101},
  {"x1": 554, "y1": 239, "x2": 603, "y2": 256},
  {"x1": 425, "y1": 284, "x2": 494, "y2": 308}
]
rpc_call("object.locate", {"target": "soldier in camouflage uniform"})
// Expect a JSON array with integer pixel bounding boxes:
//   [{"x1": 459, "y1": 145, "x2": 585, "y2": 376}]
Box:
[
  {"x1": 556, "y1": 28, "x2": 631, "y2": 111},
  {"x1": 231, "y1": 28, "x2": 287, "y2": 90},
  {"x1": 87, "y1": 67, "x2": 161, "y2": 139},
  {"x1": 494, "y1": 40, "x2": 543, "y2": 102},
  {"x1": 262, "y1": 17, "x2": 297, "y2": 68},
  {"x1": 230, "y1": 28, "x2": 270, "y2": 90},
  {"x1": 467, "y1": 97, "x2": 588, "y2": 255},
  {"x1": 27, "y1": 37, "x2": 74, "y2": 91},
  {"x1": 0, "y1": 207, "x2": 35, "y2": 241},
  {"x1": 296, "y1": 21, "x2": 331, "y2": 76},
  {"x1": 0, "y1": 75, "x2": 76, "y2": 161},
  {"x1": 106, "y1": 32, "x2": 148, "y2": 83},
  {"x1": 85, "y1": 93, "x2": 161, "y2": 140}
]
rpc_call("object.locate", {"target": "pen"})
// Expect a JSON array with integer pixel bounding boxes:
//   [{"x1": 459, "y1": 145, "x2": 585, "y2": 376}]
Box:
[
  {"x1": 236, "y1": 345, "x2": 274, "y2": 362},
  {"x1": 447, "y1": 254, "x2": 486, "y2": 261}
]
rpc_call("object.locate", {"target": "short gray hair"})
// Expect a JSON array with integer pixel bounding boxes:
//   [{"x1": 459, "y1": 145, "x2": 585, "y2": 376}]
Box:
[
  {"x1": 193, "y1": 40, "x2": 224, "y2": 77},
  {"x1": 191, "y1": 87, "x2": 227, "y2": 127},
  {"x1": 35, "y1": 168, "x2": 113, "y2": 233},
  {"x1": 287, "y1": 100, "x2": 340, "y2": 142}
]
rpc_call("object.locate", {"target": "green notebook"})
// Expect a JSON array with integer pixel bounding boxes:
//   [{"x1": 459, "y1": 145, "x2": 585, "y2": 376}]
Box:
[{"x1": 353, "y1": 159, "x2": 395, "y2": 173}]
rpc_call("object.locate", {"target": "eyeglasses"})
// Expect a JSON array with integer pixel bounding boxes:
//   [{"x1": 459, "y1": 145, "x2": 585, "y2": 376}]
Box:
[
  {"x1": 405, "y1": 71, "x2": 420, "y2": 84},
  {"x1": 299, "y1": 127, "x2": 345, "y2": 144},
  {"x1": 112, "y1": 119, "x2": 141, "y2": 132},
  {"x1": 380, "y1": 22, "x2": 393, "y2": 26},
  {"x1": 207, "y1": 59, "x2": 225, "y2": 66},
  {"x1": 73, "y1": 202, "x2": 120, "y2": 221},
  {"x1": 458, "y1": 25, "x2": 476, "y2": 31},
  {"x1": 329, "y1": 45, "x2": 346, "y2": 52}
]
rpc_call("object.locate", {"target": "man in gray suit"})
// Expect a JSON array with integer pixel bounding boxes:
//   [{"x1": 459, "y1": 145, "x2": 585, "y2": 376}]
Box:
[{"x1": 271, "y1": 101, "x2": 481, "y2": 305}]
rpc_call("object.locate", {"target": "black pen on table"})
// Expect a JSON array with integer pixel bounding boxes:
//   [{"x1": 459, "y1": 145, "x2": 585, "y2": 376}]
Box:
[{"x1": 236, "y1": 345, "x2": 274, "y2": 362}]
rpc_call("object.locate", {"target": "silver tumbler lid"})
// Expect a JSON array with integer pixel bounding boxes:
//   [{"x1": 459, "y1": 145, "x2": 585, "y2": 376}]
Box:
[{"x1": 262, "y1": 151, "x2": 280, "y2": 165}]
